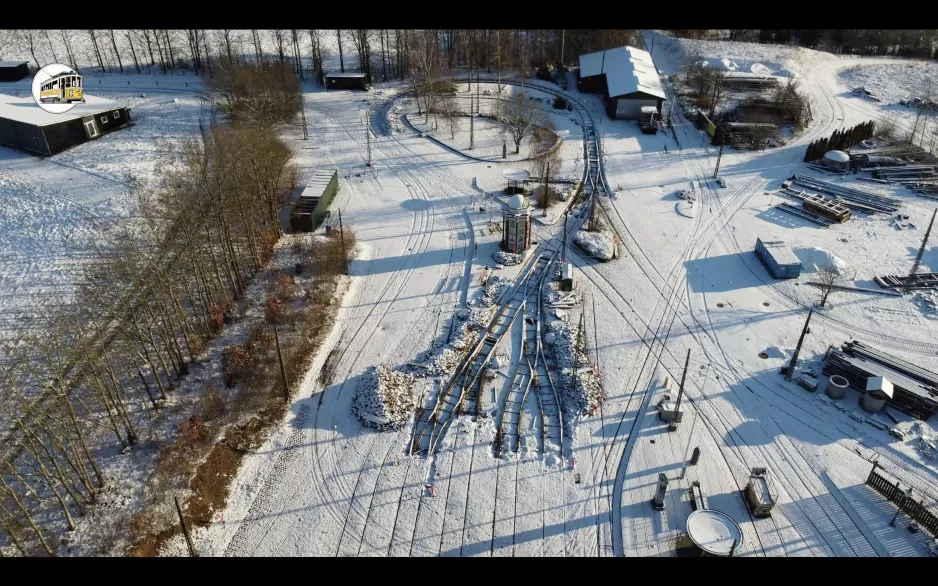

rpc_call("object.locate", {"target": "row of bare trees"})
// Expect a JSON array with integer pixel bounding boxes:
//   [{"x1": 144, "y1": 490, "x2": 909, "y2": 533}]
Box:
[
  {"x1": 0, "y1": 63, "x2": 299, "y2": 555},
  {"x1": 2, "y1": 30, "x2": 641, "y2": 85}
]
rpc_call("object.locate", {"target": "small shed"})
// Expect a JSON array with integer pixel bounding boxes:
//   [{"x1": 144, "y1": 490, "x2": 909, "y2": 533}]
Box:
[
  {"x1": 324, "y1": 72, "x2": 368, "y2": 90},
  {"x1": 0, "y1": 61, "x2": 30, "y2": 82},
  {"x1": 290, "y1": 169, "x2": 339, "y2": 232},
  {"x1": 755, "y1": 238, "x2": 802, "y2": 279},
  {"x1": 560, "y1": 263, "x2": 575, "y2": 291},
  {"x1": 862, "y1": 376, "x2": 894, "y2": 413},
  {"x1": 821, "y1": 150, "x2": 851, "y2": 171}
]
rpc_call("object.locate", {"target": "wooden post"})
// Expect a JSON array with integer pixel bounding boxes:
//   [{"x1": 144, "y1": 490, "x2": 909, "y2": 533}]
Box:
[
  {"x1": 300, "y1": 104, "x2": 308, "y2": 140},
  {"x1": 174, "y1": 497, "x2": 198, "y2": 557},
  {"x1": 338, "y1": 209, "x2": 349, "y2": 275},
  {"x1": 274, "y1": 326, "x2": 289, "y2": 401}
]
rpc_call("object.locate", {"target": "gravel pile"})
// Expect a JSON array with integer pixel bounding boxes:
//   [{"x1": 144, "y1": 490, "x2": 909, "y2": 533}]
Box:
[
  {"x1": 482, "y1": 276, "x2": 509, "y2": 306},
  {"x1": 492, "y1": 251, "x2": 525, "y2": 266},
  {"x1": 353, "y1": 365, "x2": 419, "y2": 430},
  {"x1": 573, "y1": 229, "x2": 615, "y2": 261},
  {"x1": 547, "y1": 318, "x2": 602, "y2": 417}
]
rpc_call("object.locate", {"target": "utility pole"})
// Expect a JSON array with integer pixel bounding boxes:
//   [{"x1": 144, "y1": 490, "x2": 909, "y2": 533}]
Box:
[
  {"x1": 906, "y1": 208, "x2": 936, "y2": 293},
  {"x1": 366, "y1": 119, "x2": 372, "y2": 166},
  {"x1": 496, "y1": 30, "x2": 501, "y2": 94},
  {"x1": 562, "y1": 211, "x2": 568, "y2": 264},
  {"x1": 560, "y1": 30, "x2": 565, "y2": 66},
  {"x1": 469, "y1": 77, "x2": 474, "y2": 150},
  {"x1": 300, "y1": 104, "x2": 308, "y2": 140},
  {"x1": 784, "y1": 310, "x2": 813, "y2": 381},
  {"x1": 669, "y1": 349, "x2": 691, "y2": 432},
  {"x1": 679, "y1": 362, "x2": 709, "y2": 479},
  {"x1": 174, "y1": 497, "x2": 198, "y2": 557},
  {"x1": 338, "y1": 209, "x2": 349, "y2": 275},
  {"x1": 713, "y1": 138, "x2": 725, "y2": 179}
]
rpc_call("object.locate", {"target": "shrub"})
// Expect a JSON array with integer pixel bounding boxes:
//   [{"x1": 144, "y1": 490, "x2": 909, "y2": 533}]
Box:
[
  {"x1": 553, "y1": 95, "x2": 569, "y2": 110},
  {"x1": 266, "y1": 295, "x2": 287, "y2": 325},
  {"x1": 273, "y1": 274, "x2": 296, "y2": 302},
  {"x1": 223, "y1": 344, "x2": 253, "y2": 387},
  {"x1": 201, "y1": 384, "x2": 226, "y2": 420}
]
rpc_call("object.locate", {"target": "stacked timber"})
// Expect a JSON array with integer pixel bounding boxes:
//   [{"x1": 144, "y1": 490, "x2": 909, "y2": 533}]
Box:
[
  {"x1": 822, "y1": 341, "x2": 938, "y2": 420},
  {"x1": 803, "y1": 193, "x2": 851, "y2": 222}
]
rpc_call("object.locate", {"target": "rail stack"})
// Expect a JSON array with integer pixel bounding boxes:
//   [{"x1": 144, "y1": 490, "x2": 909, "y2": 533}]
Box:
[
  {"x1": 822, "y1": 341, "x2": 938, "y2": 419},
  {"x1": 792, "y1": 175, "x2": 901, "y2": 213},
  {"x1": 871, "y1": 165, "x2": 937, "y2": 183},
  {"x1": 874, "y1": 272, "x2": 938, "y2": 291}
]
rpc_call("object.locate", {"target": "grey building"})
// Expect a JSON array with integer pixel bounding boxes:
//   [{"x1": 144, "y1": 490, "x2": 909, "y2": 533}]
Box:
[
  {"x1": 0, "y1": 94, "x2": 131, "y2": 156},
  {"x1": 0, "y1": 61, "x2": 30, "y2": 82},
  {"x1": 324, "y1": 72, "x2": 368, "y2": 90}
]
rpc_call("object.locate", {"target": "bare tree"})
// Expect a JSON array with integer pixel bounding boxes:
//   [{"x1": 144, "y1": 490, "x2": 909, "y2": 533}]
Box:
[
  {"x1": 499, "y1": 93, "x2": 546, "y2": 154},
  {"x1": 18, "y1": 31, "x2": 43, "y2": 69},
  {"x1": 351, "y1": 30, "x2": 373, "y2": 84},
  {"x1": 335, "y1": 30, "x2": 344, "y2": 72},
  {"x1": 107, "y1": 30, "x2": 124, "y2": 74},
  {"x1": 123, "y1": 31, "x2": 141, "y2": 74},
  {"x1": 815, "y1": 265, "x2": 844, "y2": 308}
]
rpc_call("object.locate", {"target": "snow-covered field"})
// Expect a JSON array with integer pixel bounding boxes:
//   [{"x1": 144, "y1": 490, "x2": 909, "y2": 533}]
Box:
[{"x1": 4, "y1": 29, "x2": 938, "y2": 558}]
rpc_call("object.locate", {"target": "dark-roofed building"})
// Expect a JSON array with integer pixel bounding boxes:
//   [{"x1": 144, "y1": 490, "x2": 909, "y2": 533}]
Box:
[
  {"x1": 577, "y1": 46, "x2": 666, "y2": 120},
  {"x1": 0, "y1": 61, "x2": 30, "y2": 82},
  {"x1": 324, "y1": 72, "x2": 368, "y2": 90},
  {"x1": 0, "y1": 94, "x2": 131, "y2": 156}
]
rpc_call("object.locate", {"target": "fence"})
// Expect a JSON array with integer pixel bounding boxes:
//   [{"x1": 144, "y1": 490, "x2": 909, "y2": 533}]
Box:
[
  {"x1": 867, "y1": 464, "x2": 938, "y2": 536},
  {"x1": 696, "y1": 111, "x2": 716, "y2": 137}
]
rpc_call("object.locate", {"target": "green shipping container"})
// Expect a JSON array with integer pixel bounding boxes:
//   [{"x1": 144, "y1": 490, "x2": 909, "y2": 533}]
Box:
[{"x1": 291, "y1": 169, "x2": 338, "y2": 232}]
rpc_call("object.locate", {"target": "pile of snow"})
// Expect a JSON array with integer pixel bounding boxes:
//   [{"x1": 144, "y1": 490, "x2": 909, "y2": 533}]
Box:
[
  {"x1": 750, "y1": 63, "x2": 772, "y2": 76},
  {"x1": 352, "y1": 366, "x2": 419, "y2": 430},
  {"x1": 546, "y1": 319, "x2": 602, "y2": 417},
  {"x1": 492, "y1": 251, "x2": 525, "y2": 266},
  {"x1": 573, "y1": 229, "x2": 615, "y2": 261},
  {"x1": 796, "y1": 246, "x2": 847, "y2": 274},
  {"x1": 913, "y1": 422, "x2": 937, "y2": 461}
]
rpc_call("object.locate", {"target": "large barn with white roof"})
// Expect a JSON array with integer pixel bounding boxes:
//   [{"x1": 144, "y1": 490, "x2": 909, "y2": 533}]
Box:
[
  {"x1": 576, "y1": 46, "x2": 666, "y2": 120},
  {"x1": 0, "y1": 94, "x2": 131, "y2": 156}
]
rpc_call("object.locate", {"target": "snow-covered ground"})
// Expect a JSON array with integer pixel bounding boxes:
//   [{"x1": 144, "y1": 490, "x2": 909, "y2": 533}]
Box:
[{"x1": 5, "y1": 30, "x2": 938, "y2": 558}]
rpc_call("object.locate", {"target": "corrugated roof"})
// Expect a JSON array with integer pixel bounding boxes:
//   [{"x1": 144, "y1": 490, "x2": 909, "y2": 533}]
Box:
[
  {"x1": 577, "y1": 46, "x2": 666, "y2": 100},
  {"x1": 301, "y1": 169, "x2": 337, "y2": 199},
  {"x1": 0, "y1": 93, "x2": 126, "y2": 127},
  {"x1": 758, "y1": 238, "x2": 801, "y2": 266},
  {"x1": 324, "y1": 72, "x2": 367, "y2": 79}
]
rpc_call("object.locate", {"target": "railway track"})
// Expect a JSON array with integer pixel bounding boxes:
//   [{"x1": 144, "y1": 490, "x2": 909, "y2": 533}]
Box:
[{"x1": 412, "y1": 252, "x2": 548, "y2": 457}]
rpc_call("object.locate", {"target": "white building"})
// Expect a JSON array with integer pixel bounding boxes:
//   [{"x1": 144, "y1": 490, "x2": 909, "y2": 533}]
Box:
[{"x1": 576, "y1": 46, "x2": 666, "y2": 120}]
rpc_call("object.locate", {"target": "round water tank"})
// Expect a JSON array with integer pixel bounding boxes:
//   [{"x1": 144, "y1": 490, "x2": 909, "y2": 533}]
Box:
[
  {"x1": 825, "y1": 375, "x2": 849, "y2": 400},
  {"x1": 824, "y1": 150, "x2": 850, "y2": 163}
]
